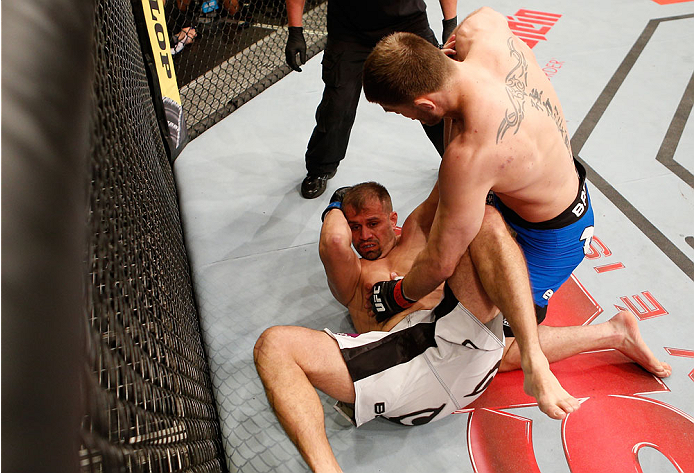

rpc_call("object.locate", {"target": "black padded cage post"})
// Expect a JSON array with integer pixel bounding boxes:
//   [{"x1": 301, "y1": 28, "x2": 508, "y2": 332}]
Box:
[
  {"x1": 4, "y1": 0, "x2": 330, "y2": 471},
  {"x1": 2, "y1": 0, "x2": 92, "y2": 471},
  {"x1": 4, "y1": 0, "x2": 228, "y2": 471}
]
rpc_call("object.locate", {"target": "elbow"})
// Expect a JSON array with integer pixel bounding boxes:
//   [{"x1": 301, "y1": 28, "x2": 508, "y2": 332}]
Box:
[
  {"x1": 319, "y1": 232, "x2": 350, "y2": 258},
  {"x1": 428, "y1": 241, "x2": 470, "y2": 281},
  {"x1": 439, "y1": 259, "x2": 459, "y2": 281},
  {"x1": 428, "y1": 253, "x2": 458, "y2": 282}
]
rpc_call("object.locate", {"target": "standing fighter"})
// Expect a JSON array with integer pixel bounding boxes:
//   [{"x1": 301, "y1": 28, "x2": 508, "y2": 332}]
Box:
[{"x1": 362, "y1": 7, "x2": 595, "y2": 418}]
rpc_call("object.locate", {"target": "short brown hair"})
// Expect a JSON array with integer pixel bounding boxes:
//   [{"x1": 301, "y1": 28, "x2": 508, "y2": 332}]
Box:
[
  {"x1": 363, "y1": 32, "x2": 451, "y2": 106},
  {"x1": 343, "y1": 182, "x2": 393, "y2": 214}
]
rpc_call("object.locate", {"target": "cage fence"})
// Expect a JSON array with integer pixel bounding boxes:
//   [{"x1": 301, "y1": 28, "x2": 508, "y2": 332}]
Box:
[{"x1": 167, "y1": 0, "x2": 328, "y2": 138}]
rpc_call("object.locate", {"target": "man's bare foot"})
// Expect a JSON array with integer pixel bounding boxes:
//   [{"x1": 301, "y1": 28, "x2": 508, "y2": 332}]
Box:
[
  {"x1": 522, "y1": 352, "x2": 580, "y2": 420},
  {"x1": 610, "y1": 310, "x2": 672, "y2": 377}
]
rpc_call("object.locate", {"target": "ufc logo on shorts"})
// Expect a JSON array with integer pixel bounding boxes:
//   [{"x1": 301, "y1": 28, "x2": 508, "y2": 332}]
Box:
[
  {"x1": 375, "y1": 402, "x2": 386, "y2": 415},
  {"x1": 372, "y1": 286, "x2": 385, "y2": 312},
  {"x1": 543, "y1": 289, "x2": 554, "y2": 301},
  {"x1": 572, "y1": 188, "x2": 588, "y2": 218}
]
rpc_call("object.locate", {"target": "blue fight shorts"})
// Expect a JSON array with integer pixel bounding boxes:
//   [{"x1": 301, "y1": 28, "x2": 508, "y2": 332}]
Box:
[{"x1": 493, "y1": 159, "x2": 594, "y2": 314}]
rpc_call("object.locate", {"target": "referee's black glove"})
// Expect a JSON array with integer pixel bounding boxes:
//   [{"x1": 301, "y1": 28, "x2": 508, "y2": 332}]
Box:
[
  {"x1": 285, "y1": 27, "x2": 307, "y2": 72},
  {"x1": 441, "y1": 16, "x2": 457, "y2": 47}
]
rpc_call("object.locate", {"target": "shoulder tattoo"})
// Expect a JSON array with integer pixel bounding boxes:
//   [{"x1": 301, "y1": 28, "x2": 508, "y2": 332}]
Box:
[
  {"x1": 497, "y1": 37, "x2": 571, "y2": 154},
  {"x1": 497, "y1": 37, "x2": 528, "y2": 143}
]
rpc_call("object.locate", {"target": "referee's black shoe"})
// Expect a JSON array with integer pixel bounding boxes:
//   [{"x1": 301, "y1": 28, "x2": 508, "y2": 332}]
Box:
[{"x1": 300, "y1": 170, "x2": 337, "y2": 199}]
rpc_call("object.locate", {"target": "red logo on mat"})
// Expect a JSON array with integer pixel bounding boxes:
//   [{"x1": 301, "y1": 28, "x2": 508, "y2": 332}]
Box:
[
  {"x1": 615, "y1": 291, "x2": 669, "y2": 320},
  {"x1": 652, "y1": 0, "x2": 694, "y2": 4},
  {"x1": 507, "y1": 9, "x2": 561, "y2": 48},
  {"x1": 460, "y1": 273, "x2": 694, "y2": 472}
]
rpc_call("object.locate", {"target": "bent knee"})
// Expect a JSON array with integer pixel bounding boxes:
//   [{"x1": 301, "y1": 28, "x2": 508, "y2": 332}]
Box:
[
  {"x1": 253, "y1": 325, "x2": 290, "y2": 364},
  {"x1": 480, "y1": 205, "x2": 507, "y2": 234},
  {"x1": 499, "y1": 337, "x2": 520, "y2": 372},
  {"x1": 472, "y1": 206, "x2": 511, "y2": 246}
]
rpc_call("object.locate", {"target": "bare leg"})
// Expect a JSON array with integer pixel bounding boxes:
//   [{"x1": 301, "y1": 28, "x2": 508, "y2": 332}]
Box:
[
  {"x1": 253, "y1": 326, "x2": 355, "y2": 473},
  {"x1": 501, "y1": 310, "x2": 672, "y2": 377},
  {"x1": 446, "y1": 248, "x2": 499, "y2": 324},
  {"x1": 468, "y1": 206, "x2": 579, "y2": 420}
]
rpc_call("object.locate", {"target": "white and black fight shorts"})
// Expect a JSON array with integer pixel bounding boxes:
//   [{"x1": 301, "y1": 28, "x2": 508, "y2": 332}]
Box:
[{"x1": 325, "y1": 283, "x2": 505, "y2": 427}]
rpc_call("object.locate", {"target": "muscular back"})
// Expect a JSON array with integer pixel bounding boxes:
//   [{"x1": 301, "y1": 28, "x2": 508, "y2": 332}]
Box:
[{"x1": 451, "y1": 7, "x2": 578, "y2": 222}]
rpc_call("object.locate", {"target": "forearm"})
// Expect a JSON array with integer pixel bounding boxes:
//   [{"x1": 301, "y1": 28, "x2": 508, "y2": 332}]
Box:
[
  {"x1": 401, "y1": 245, "x2": 457, "y2": 301},
  {"x1": 319, "y1": 209, "x2": 360, "y2": 306},
  {"x1": 319, "y1": 210, "x2": 351, "y2": 258},
  {"x1": 439, "y1": 0, "x2": 458, "y2": 20},
  {"x1": 286, "y1": 0, "x2": 305, "y2": 26},
  {"x1": 402, "y1": 193, "x2": 481, "y2": 302}
]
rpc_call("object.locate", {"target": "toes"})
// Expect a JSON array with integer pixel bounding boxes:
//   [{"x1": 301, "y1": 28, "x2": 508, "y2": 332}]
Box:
[
  {"x1": 650, "y1": 361, "x2": 671, "y2": 377},
  {"x1": 539, "y1": 397, "x2": 580, "y2": 420},
  {"x1": 543, "y1": 404, "x2": 566, "y2": 420},
  {"x1": 661, "y1": 362, "x2": 672, "y2": 377},
  {"x1": 557, "y1": 397, "x2": 580, "y2": 414},
  {"x1": 538, "y1": 400, "x2": 564, "y2": 420}
]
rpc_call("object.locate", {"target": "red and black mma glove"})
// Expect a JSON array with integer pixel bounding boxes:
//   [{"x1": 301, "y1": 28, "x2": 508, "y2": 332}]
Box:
[
  {"x1": 371, "y1": 279, "x2": 416, "y2": 323},
  {"x1": 321, "y1": 186, "x2": 351, "y2": 222}
]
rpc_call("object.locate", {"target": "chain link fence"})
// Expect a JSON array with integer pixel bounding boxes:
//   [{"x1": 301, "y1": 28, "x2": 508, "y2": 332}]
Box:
[
  {"x1": 80, "y1": 0, "x2": 330, "y2": 470},
  {"x1": 166, "y1": 0, "x2": 328, "y2": 138},
  {"x1": 81, "y1": 0, "x2": 228, "y2": 470}
]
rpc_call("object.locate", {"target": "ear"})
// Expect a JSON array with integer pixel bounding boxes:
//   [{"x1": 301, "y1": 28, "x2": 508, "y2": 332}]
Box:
[
  {"x1": 413, "y1": 96, "x2": 436, "y2": 112},
  {"x1": 389, "y1": 211, "x2": 398, "y2": 227}
]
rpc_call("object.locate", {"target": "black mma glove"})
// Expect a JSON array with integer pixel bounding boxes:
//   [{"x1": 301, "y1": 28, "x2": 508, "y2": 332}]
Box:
[
  {"x1": 371, "y1": 279, "x2": 415, "y2": 323},
  {"x1": 321, "y1": 186, "x2": 351, "y2": 222},
  {"x1": 286, "y1": 26, "x2": 307, "y2": 72},
  {"x1": 441, "y1": 16, "x2": 458, "y2": 47}
]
